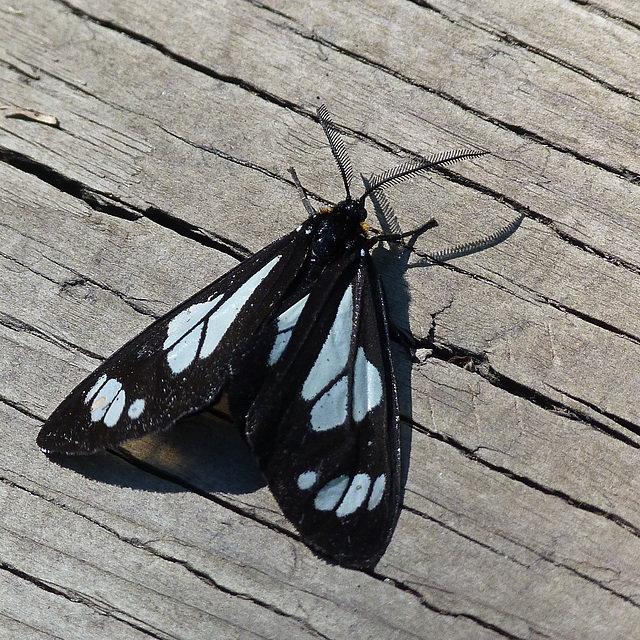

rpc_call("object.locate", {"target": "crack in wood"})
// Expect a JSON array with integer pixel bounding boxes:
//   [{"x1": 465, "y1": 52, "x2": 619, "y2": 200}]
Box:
[{"x1": 409, "y1": 416, "x2": 640, "y2": 538}]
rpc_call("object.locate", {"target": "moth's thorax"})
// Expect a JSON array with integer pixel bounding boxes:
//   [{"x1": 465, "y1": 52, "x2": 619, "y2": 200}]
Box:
[{"x1": 311, "y1": 199, "x2": 368, "y2": 260}]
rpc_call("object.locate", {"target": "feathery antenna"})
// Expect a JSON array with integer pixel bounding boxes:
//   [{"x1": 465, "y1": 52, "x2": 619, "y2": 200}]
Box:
[
  {"x1": 360, "y1": 149, "x2": 487, "y2": 204},
  {"x1": 317, "y1": 105, "x2": 355, "y2": 200}
]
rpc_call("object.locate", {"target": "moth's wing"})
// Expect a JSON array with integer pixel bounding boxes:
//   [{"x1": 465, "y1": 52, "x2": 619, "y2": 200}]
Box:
[
  {"x1": 230, "y1": 248, "x2": 401, "y2": 569},
  {"x1": 37, "y1": 229, "x2": 313, "y2": 454}
]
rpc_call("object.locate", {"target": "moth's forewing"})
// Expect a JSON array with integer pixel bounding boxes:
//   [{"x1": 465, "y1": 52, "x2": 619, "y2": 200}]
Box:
[
  {"x1": 230, "y1": 247, "x2": 400, "y2": 569},
  {"x1": 37, "y1": 229, "x2": 313, "y2": 453}
]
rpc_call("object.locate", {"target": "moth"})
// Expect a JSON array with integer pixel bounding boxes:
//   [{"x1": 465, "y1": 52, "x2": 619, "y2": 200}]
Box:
[{"x1": 38, "y1": 106, "x2": 485, "y2": 569}]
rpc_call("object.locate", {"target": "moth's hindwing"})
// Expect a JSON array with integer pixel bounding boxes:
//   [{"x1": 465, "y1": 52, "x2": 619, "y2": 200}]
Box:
[
  {"x1": 228, "y1": 245, "x2": 400, "y2": 569},
  {"x1": 37, "y1": 228, "x2": 313, "y2": 453}
]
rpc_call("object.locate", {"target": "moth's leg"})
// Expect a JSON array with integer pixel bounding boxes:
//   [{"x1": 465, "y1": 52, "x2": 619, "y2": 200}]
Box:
[{"x1": 289, "y1": 167, "x2": 317, "y2": 218}]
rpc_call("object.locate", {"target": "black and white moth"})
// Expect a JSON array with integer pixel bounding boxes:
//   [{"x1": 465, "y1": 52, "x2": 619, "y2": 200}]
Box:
[{"x1": 38, "y1": 106, "x2": 485, "y2": 569}]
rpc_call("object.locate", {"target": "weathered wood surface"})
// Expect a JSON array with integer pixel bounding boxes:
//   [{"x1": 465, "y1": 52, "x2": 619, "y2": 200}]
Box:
[{"x1": 2, "y1": 0, "x2": 640, "y2": 638}]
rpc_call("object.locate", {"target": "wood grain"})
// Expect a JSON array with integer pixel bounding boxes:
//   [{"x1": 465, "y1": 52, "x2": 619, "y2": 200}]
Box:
[{"x1": 2, "y1": 0, "x2": 640, "y2": 638}]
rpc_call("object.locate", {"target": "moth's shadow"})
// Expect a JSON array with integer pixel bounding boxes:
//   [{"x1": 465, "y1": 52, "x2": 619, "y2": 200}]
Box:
[
  {"x1": 367, "y1": 187, "x2": 439, "y2": 490},
  {"x1": 48, "y1": 411, "x2": 266, "y2": 495},
  {"x1": 373, "y1": 241, "x2": 434, "y2": 489}
]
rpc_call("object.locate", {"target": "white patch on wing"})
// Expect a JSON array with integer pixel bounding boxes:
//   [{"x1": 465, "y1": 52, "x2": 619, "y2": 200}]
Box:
[
  {"x1": 297, "y1": 470, "x2": 317, "y2": 490},
  {"x1": 164, "y1": 297, "x2": 222, "y2": 350},
  {"x1": 200, "y1": 256, "x2": 281, "y2": 359},
  {"x1": 352, "y1": 347, "x2": 383, "y2": 422},
  {"x1": 268, "y1": 294, "x2": 310, "y2": 366},
  {"x1": 301, "y1": 286, "x2": 353, "y2": 401},
  {"x1": 314, "y1": 475, "x2": 349, "y2": 511},
  {"x1": 127, "y1": 398, "x2": 146, "y2": 419},
  {"x1": 269, "y1": 330, "x2": 292, "y2": 366},
  {"x1": 167, "y1": 323, "x2": 203, "y2": 374},
  {"x1": 86, "y1": 378, "x2": 144, "y2": 427},
  {"x1": 164, "y1": 296, "x2": 222, "y2": 374},
  {"x1": 310, "y1": 375, "x2": 348, "y2": 431},
  {"x1": 368, "y1": 474, "x2": 386, "y2": 510},
  {"x1": 103, "y1": 389, "x2": 126, "y2": 427},
  {"x1": 85, "y1": 374, "x2": 107, "y2": 404},
  {"x1": 89, "y1": 377, "x2": 123, "y2": 423},
  {"x1": 162, "y1": 294, "x2": 222, "y2": 349},
  {"x1": 336, "y1": 474, "x2": 371, "y2": 517}
]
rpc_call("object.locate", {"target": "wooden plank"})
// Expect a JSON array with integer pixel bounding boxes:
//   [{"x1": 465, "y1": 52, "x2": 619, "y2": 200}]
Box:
[
  {"x1": 2, "y1": 0, "x2": 640, "y2": 638},
  {"x1": 0, "y1": 570, "x2": 152, "y2": 640}
]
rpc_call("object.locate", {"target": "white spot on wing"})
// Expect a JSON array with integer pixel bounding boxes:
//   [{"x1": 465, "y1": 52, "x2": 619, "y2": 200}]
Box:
[
  {"x1": 103, "y1": 389, "x2": 126, "y2": 427},
  {"x1": 301, "y1": 286, "x2": 353, "y2": 401},
  {"x1": 200, "y1": 256, "x2": 281, "y2": 359},
  {"x1": 85, "y1": 374, "x2": 107, "y2": 404},
  {"x1": 269, "y1": 329, "x2": 292, "y2": 366},
  {"x1": 90, "y1": 378, "x2": 123, "y2": 423},
  {"x1": 164, "y1": 296, "x2": 222, "y2": 373},
  {"x1": 297, "y1": 471, "x2": 317, "y2": 490},
  {"x1": 314, "y1": 475, "x2": 349, "y2": 511},
  {"x1": 164, "y1": 297, "x2": 222, "y2": 350},
  {"x1": 277, "y1": 295, "x2": 310, "y2": 333},
  {"x1": 352, "y1": 347, "x2": 383, "y2": 422},
  {"x1": 127, "y1": 398, "x2": 146, "y2": 419},
  {"x1": 310, "y1": 375, "x2": 348, "y2": 431},
  {"x1": 368, "y1": 474, "x2": 386, "y2": 510},
  {"x1": 268, "y1": 294, "x2": 310, "y2": 366},
  {"x1": 167, "y1": 324, "x2": 203, "y2": 374},
  {"x1": 336, "y1": 474, "x2": 371, "y2": 517}
]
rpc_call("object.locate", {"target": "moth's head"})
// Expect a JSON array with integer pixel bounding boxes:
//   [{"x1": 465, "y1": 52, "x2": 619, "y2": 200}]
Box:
[
  {"x1": 335, "y1": 197, "x2": 368, "y2": 224},
  {"x1": 314, "y1": 197, "x2": 369, "y2": 254}
]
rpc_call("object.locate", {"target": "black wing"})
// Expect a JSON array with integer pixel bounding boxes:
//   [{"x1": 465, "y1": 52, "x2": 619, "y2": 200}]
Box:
[
  {"x1": 37, "y1": 226, "x2": 315, "y2": 453},
  {"x1": 227, "y1": 240, "x2": 400, "y2": 569}
]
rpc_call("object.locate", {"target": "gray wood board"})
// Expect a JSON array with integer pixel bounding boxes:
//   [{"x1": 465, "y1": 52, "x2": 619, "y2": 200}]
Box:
[{"x1": 2, "y1": 0, "x2": 640, "y2": 638}]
